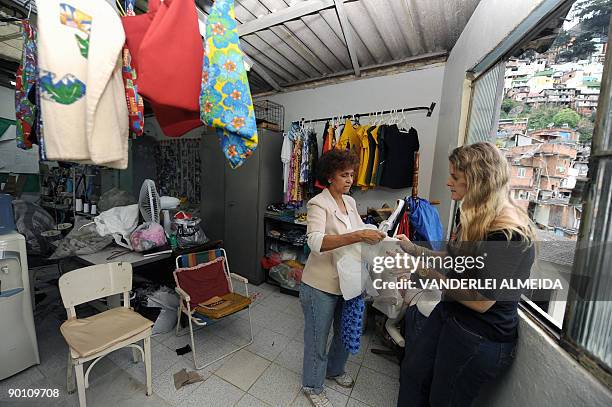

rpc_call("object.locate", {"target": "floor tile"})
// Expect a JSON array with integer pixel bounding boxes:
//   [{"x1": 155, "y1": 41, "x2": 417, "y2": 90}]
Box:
[
  {"x1": 61, "y1": 368, "x2": 170, "y2": 407},
  {"x1": 214, "y1": 316, "x2": 263, "y2": 347},
  {"x1": 346, "y1": 397, "x2": 371, "y2": 407},
  {"x1": 361, "y1": 350, "x2": 400, "y2": 379},
  {"x1": 183, "y1": 375, "x2": 244, "y2": 407},
  {"x1": 351, "y1": 366, "x2": 399, "y2": 407},
  {"x1": 151, "y1": 358, "x2": 207, "y2": 406},
  {"x1": 215, "y1": 349, "x2": 271, "y2": 391},
  {"x1": 0, "y1": 366, "x2": 45, "y2": 403},
  {"x1": 235, "y1": 393, "x2": 272, "y2": 407},
  {"x1": 274, "y1": 340, "x2": 303, "y2": 374},
  {"x1": 292, "y1": 386, "x2": 349, "y2": 407},
  {"x1": 247, "y1": 329, "x2": 291, "y2": 361},
  {"x1": 248, "y1": 364, "x2": 302, "y2": 407},
  {"x1": 324, "y1": 360, "x2": 361, "y2": 396}
]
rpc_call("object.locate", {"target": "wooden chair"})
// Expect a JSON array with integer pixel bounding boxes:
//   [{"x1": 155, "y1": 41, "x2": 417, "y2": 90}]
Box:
[
  {"x1": 174, "y1": 248, "x2": 253, "y2": 370},
  {"x1": 58, "y1": 262, "x2": 153, "y2": 407}
]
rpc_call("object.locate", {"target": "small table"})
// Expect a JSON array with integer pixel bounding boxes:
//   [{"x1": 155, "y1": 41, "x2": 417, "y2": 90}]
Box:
[
  {"x1": 77, "y1": 246, "x2": 172, "y2": 268},
  {"x1": 75, "y1": 246, "x2": 173, "y2": 311}
]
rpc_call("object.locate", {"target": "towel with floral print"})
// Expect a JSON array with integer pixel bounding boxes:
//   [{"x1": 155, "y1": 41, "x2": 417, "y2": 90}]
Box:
[
  {"x1": 15, "y1": 20, "x2": 37, "y2": 150},
  {"x1": 200, "y1": 0, "x2": 258, "y2": 169},
  {"x1": 341, "y1": 295, "x2": 365, "y2": 355},
  {"x1": 121, "y1": 0, "x2": 144, "y2": 138}
]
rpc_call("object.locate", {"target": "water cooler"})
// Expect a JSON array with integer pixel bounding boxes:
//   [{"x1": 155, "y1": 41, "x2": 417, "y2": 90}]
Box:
[{"x1": 0, "y1": 194, "x2": 39, "y2": 380}]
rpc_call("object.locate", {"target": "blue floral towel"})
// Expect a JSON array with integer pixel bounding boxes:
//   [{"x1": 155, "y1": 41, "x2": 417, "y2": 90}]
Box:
[
  {"x1": 341, "y1": 295, "x2": 365, "y2": 355},
  {"x1": 200, "y1": 0, "x2": 258, "y2": 169}
]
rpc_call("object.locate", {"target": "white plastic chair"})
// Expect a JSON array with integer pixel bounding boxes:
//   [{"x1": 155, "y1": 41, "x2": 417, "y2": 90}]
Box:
[{"x1": 58, "y1": 262, "x2": 153, "y2": 407}]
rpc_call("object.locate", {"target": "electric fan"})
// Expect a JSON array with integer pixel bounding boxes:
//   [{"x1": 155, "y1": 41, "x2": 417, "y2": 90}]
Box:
[{"x1": 139, "y1": 179, "x2": 161, "y2": 223}]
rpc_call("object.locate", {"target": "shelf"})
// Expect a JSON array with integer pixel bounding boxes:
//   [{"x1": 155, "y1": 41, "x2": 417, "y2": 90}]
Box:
[
  {"x1": 264, "y1": 213, "x2": 307, "y2": 226},
  {"x1": 265, "y1": 235, "x2": 306, "y2": 247}
]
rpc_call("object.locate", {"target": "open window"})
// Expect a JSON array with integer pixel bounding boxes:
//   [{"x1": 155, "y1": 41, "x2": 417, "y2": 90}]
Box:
[{"x1": 461, "y1": 0, "x2": 611, "y2": 384}]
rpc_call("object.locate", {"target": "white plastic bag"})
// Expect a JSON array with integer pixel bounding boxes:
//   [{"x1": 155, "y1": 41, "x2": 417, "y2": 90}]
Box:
[{"x1": 94, "y1": 204, "x2": 140, "y2": 250}]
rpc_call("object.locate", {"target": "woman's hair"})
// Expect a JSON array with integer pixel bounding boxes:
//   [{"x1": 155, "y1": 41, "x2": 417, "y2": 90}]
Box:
[
  {"x1": 449, "y1": 142, "x2": 536, "y2": 242},
  {"x1": 316, "y1": 148, "x2": 359, "y2": 186}
]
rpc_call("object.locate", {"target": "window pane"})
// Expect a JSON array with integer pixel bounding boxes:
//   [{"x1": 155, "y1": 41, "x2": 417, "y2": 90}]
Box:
[
  {"x1": 565, "y1": 157, "x2": 612, "y2": 368},
  {"x1": 466, "y1": 62, "x2": 506, "y2": 144}
]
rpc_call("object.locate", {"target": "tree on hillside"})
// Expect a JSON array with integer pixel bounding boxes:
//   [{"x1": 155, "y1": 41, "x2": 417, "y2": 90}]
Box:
[
  {"x1": 575, "y1": 0, "x2": 612, "y2": 35},
  {"x1": 527, "y1": 106, "x2": 561, "y2": 129},
  {"x1": 553, "y1": 108, "x2": 581, "y2": 128},
  {"x1": 577, "y1": 118, "x2": 595, "y2": 142}
]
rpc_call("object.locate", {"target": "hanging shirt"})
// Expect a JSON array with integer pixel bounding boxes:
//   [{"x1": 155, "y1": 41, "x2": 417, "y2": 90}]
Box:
[
  {"x1": 281, "y1": 132, "x2": 293, "y2": 194},
  {"x1": 37, "y1": 0, "x2": 129, "y2": 168},
  {"x1": 378, "y1": 125, "x2": 420, "y2": 189},
  {"x1": 336, "y1": 119, "x2": 360, "y2": 152},
  {"x1": 363, "y1": 126, "x2": 379, "y2": 188},
  {"x1": 315, "y1": 122, "x2": 332, "y2": 190},
  {"x1": 356, "y1": 126, "x2": 371, "y2": 188},
  {"x1": 374, "y1": 125, "x2": 387, "y2": 186},
  {"x1": 300, "y1": 128, "x2": 310, "y2": 184}
]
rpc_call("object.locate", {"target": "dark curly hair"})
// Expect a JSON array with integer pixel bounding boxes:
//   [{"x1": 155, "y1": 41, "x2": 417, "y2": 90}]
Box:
[{"x1": 316, "y1": 148, "x2": 359, "y2": 186}]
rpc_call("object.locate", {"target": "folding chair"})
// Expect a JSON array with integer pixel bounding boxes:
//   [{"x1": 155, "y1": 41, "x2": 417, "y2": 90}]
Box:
[
  {"x1": 58, "y1": 262, "x2": 153, "y2": 407},
  {"x1": 173, "y1": 248, "x2": 253, "y2": 370}
]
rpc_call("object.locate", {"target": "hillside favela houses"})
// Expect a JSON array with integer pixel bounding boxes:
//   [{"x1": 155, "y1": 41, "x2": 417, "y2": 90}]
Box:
[{"x1": 498, "y1": 31, "x2": 606, "y2": 241}]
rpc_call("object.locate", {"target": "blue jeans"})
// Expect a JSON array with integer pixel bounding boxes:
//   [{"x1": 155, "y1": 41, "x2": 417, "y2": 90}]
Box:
[
  {"x1": 403, "y1": 305, "x2": 429, "y2": 352},
  {"x1": 300, "y1": 283, "x2": 349, "y2": 394},
  {"x1": 398, "y1": 304, "x2": 517, "y2": 407}
]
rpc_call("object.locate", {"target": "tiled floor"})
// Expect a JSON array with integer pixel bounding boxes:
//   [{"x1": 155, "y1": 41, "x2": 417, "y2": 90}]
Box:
[{"x1": 1, "y1": 282, "x2": 400, "y2": 407}]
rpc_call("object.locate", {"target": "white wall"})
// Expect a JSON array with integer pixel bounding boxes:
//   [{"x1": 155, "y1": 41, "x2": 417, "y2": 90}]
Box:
[
  {"x1": 431, "y1": 0, "x2": 549, "y2": 233},
  {"x1": 475, "y1": 311, "x2": 612, "y2": 407},
  {"x1": 265, "y1": 64, "x2": 446, "y2": 213},
  {"x1": 0, "y1": 86, "x2": 39, "y2": 174}
]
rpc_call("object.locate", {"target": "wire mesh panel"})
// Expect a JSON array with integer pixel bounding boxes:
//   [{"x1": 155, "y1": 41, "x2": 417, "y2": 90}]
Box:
[{"x1": 254, "y1": 100, "x2": 284, "y2": 132}]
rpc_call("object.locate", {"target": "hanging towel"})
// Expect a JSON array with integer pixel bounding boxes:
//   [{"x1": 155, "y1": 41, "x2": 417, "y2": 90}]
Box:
[
  {"x1": 121, "y1": 0, "x2": 202, "y2": 138},
  {"x1": 121, "y1": 0, "x2": 144, "y2": 138},
  {"x1": 201, "y1": 0, "x2": 258, "y2": 169},
  {"x1": 36, "y1": 0, "x2": 129, "y2": 168},
  {"x1": 341, "y1": 295, "x2": 365, "y2": 355},
  {"x1": 137, "y1": 0, "x2": 203, "y2": 111},
  {"x1": 15, "y1": 20, "x2": 37, "y2": 150}
]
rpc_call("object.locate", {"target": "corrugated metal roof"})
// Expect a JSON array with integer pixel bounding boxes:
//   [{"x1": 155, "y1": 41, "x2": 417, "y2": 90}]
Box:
[
  {"x1": 232, "y1": 0, "x2": 481, "y2": 94},
  {"x1": 0, "y1": 0, "x2": 482, "y2": 94}
]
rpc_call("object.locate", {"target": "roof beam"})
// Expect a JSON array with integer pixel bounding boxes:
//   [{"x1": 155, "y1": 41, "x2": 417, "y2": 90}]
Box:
[
  {"x1": 237, "y1": 0, "x2": 337, "y2": 37},
  {"x1": 250, "y1": 63, "x2": 282, "y2": 92},
  {"x1": 333, "y1": 0, "x2": 360, "y2": 76}
]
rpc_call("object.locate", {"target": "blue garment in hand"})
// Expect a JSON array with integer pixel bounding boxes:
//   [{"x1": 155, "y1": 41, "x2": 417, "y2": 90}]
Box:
[
  {"x1": 341, "y1": 295, "x2": 365, "y2": 355},
  {"x1": 406, "y1": 196, "x2": 444, "y2": 250}
]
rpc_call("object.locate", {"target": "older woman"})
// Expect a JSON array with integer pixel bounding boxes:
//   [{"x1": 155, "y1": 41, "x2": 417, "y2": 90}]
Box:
[
  {"x1": 397, "y1": 142, "x2": 536, "y2": 407},
  {"x1": 300, "y1": 149, "x2": 386, "y2": 407}
]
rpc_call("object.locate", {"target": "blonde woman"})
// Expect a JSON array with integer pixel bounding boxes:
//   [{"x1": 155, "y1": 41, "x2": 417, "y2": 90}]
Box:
[{"x1": 397, "y1": 142, "x2": 536, "y2": 407}]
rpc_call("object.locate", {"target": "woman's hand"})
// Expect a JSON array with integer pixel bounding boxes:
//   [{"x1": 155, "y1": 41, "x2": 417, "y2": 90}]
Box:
[
  {"x1": 395, "y1": 234, "x2": 420, "y2": 256},
  {"x1": 356, "y1": 230, "x2": 386, "y2": 245}
]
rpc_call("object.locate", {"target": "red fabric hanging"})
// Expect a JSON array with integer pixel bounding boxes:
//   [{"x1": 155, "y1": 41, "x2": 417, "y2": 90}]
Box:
[
  {"x1": 121, "y1": 0, "x2": 203, "y2": 137},
  {"x1": 137, "y1": 0, "x2": 203, "y2": 111}
]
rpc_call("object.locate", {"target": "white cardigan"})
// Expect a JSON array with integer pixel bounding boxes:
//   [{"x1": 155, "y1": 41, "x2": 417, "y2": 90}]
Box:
[{"x1": 37, "y1": 0, "x2": 128, "y2": 169}]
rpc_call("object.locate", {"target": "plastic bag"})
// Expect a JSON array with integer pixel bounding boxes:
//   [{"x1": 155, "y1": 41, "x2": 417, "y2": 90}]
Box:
[
  {"x1": 50, "y1": 218, "x2": 113, "y2": 259},
  {"x1": 130, "y1": 222, "x2": 167, "y2": 252},
  {"x1": 172, "y1": 215, "x2": 208, "y2": 248},
  {"x1": 94, "y1": 204, "x2": 140, "y2": 249}
]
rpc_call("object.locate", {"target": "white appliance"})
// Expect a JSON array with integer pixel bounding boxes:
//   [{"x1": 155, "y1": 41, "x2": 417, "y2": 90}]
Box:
[{"x1": 0, "y1": 231, "x2": 39, "y2": 380}]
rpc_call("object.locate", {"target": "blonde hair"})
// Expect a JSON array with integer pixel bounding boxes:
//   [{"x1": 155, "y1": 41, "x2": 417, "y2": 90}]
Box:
[{"x1": 449, "y1": 142, "x2": 536, "y2": 242}]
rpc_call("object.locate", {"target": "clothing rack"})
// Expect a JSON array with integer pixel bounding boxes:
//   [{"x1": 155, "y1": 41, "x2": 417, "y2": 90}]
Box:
[{"x1": 298, "y1": 102, "x2": 436, "y2": 123}]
